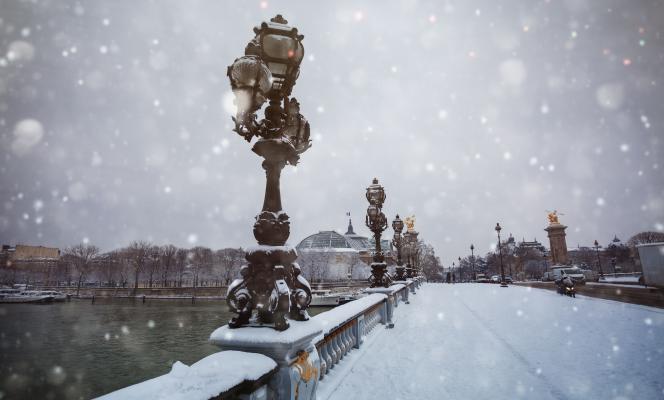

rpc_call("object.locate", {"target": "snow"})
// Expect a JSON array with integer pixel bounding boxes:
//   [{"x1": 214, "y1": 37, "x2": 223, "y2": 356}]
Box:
[
  {"x1": 599, "y1": 276, "x2": 641, "y2": 283},
  {"x1": 313, "y1": 293, "x2": 387, "y2": 335},
  {"x1": 587, "y1": 282, "x2": 648, "y2": 289},
  {"x1": 210, "y1": 319, "x2": 322, "y2": 347},
  {"x1": 246, "y1": 245, "x2": 295, "y2": 255},
  {"x1": 364, "y1": 283, "x2": 405, "y2": 295},
  {"x1": 322, "y1": 283, "x2": 664, "y2": 400},
  {"x1": 96, "y1": 351, "x2": 276, "y2": 400}
]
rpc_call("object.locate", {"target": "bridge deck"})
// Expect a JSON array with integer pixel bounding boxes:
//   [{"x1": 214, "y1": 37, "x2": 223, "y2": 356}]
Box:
[{"x1": 323, "y1": 283, "x2": 664, "y2": 400}]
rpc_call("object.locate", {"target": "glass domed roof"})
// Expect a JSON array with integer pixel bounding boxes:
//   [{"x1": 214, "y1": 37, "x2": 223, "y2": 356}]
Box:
[{"x1": 297, "y1": 231, "x2": 353, "y2": 250}]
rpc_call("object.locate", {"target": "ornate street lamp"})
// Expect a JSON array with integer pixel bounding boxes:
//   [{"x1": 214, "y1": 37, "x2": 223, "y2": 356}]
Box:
[
  {"x1": 366, "y1": 178, "x2": 391, "y2": 288},
  {"x1": 593, "y1": 239, "x2": 604, "y2": 279},
  {"x1": 470, "y1": 244, "x2": 475, "y2": 281},
  {"x1": 458, "y1": 256, "x2": 462, "y2": 282},
  {"x1": 495, "y1": 223, "x2": 508, "y2": 287},
  {"x1": 225, "y1": 15, "x2": 313, "y2": 331},
  {"x1": 392, "y1": 215, "x2": 406, "y2": 281}
]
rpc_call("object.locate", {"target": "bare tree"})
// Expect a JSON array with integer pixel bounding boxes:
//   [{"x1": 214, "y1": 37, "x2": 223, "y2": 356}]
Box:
[
  {"x1": 419, "y1": 242, "x2": 442, "y2": 282},
  {"x1": 99, "y1": 250, "x2": 123, "y2": 286},
  {"x1": 190, "y1": 246, "x2": 213, "y2": 287},
  {"x1": 160, "y1": 244, "x2": 177, "y2": 287},
  {"x1": 126, "y1": 240, "x2": 151, "y2": 294},
  {"x1": 144, "y1": 246, "x2": 161, "y2": 288},
  {"x1": 627, "y1": 231, "x2": 664, "y2": 247},
  {"x1": 174, "y1": 248, "x2": 188, "y2": 287},
  {"x1": 298, "y1": 251, "x2": 332, "y2": 283},
  {"x1": 63, "y1": 243, "x2": 100, "y2": 296},
  {"x1": 215, "y1": 248, "x2": 244, "y2": 285}
]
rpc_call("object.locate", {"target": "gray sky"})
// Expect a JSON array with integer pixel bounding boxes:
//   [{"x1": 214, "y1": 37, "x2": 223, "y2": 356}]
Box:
[{"x1": 1, "y1": 0, "x2": 663, "y2": 267}]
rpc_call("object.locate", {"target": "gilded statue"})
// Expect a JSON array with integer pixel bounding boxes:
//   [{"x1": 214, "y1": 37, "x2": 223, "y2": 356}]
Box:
[
  {"x1": 405, "y1": 215, "x2": 416, "y2": 232},
  {"x1": 547, "y1": 210, "x2": 562, "y2": 225}
]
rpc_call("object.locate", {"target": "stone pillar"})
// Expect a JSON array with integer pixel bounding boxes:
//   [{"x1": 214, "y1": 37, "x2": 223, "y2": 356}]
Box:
[
  {"x1": 210, "y1": 322, "x2": 322, "y2": 400},
  {"x1": 545, "y1": 223, "x2": 568, "y2": 265}
]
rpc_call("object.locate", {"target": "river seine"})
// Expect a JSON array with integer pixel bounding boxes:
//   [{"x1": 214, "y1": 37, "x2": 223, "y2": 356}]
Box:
[{"x1": 0, "y1": 298, "x2": 330, "y2": 399}]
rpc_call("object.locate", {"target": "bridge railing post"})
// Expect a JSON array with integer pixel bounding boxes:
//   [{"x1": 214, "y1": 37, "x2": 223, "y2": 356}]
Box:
[{"x1": 354, "y1": 315, "x2": 365, "y2": 348}]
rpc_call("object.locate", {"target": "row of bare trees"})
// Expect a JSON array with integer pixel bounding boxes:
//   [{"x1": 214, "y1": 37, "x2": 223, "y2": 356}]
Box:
[{"x1": 13, "y1": 241, "x2": 246, "y2": 291}]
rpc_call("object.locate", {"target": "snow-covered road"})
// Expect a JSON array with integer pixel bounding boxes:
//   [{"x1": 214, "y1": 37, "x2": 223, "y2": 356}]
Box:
[{"x1": 324, "y1": 283, "x2": 664, "y2": 400}]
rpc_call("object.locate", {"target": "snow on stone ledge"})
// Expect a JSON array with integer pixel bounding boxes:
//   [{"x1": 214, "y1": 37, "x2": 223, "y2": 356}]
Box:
[
  {"x1": 313, "y1": 293, "x2": 387, "y2": 335},
  {"x1": 95, "y1": 351, "x2": 276, "y2": 400},
  {"x1": 210, "y1": 319, "x2": 323, "y2": 347},
  {"x1": 246, "y1": 244, "x2": 294, "y2": 255},
  {"x1": 364, "y1": 283, "x2": 405, "y2": 295}
]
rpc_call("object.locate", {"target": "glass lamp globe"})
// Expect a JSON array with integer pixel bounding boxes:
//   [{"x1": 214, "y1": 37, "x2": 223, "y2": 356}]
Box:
[
  {"x1": 366, "y1": 178, "x2": 386, "y2": 206},
  {"x1": 392, "y1": 215, "x2": 404, "y2": 233},
  {"x1": 246, "y1": 15, "x2": 305, "y2": 97}
]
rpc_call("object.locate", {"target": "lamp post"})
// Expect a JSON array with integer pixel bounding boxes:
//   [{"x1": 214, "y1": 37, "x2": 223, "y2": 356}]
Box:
[
  {"x1": 495, "y1": 223, "x2": 508, "y2": 287},
  {"x1": 366, "y1": 178, "x2": 391, "y2": 288},
  {"x1": 458, "y1": 256, "x2": 462, "y2": 283},
  {"x1": 225, "y1": 15, "x2": 313, "y2": 331},
  {"x1": 470, "y1": 244, "x2": 475, "y2": 281},
  {"x1": 452, "y1": 262, "x2": 456, "y2": 284},
  {"x1": 392, "y1": 215, "x2": 406, "y2": 281},
  {"x1": 593, "y1": 239, "x2": 604, "y2": 279}
]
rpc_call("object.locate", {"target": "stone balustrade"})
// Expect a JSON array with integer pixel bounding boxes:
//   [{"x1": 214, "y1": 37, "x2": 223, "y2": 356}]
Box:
[
  {"x1": 98, "y1": 279, "x2": 421, "y2": 400},
  {"x1": 96, "y1": 351, "x2": 277, "y2": 400}
]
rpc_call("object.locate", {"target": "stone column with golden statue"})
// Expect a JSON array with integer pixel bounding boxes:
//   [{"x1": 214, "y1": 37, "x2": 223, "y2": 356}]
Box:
[
  {"x1": 544, "y1": 210, "x2": 569, "y2": 265},
  {"x1": 403, "y1": 216, "x2": 419, "y2": 278}
]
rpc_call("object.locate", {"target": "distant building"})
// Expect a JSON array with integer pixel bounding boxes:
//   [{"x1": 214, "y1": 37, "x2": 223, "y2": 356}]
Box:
[
  {"x1": 295, "y1": 218, "x2": 394, "y2": 281},
  {"x1": 13, "y1": 245, "x2": 60, "y2": 260},
  {"x1": 1, "y1": 244, "x2": 61, "y2": 285},
  {"x1": 296, "y1": 230, "x2": 362, "y2": 281},
  {"x1": 518, "y1": 238, "x2": 546, "y2": 252}
]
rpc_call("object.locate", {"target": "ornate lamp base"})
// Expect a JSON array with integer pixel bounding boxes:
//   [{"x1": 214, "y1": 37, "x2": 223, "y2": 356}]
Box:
[
  {"x1": 226, "y1": 245, "x2": 312, "y2": 331},
  {"x1": 394, "y1": 266, "x2": 406, "y2": 281},
  {"x1": 369, "y1": 262, "x2": 392, "y2": 288}
]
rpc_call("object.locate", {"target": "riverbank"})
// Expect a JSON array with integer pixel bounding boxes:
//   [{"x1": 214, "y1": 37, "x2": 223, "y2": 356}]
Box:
[{"x1": 38, "y1": 286, "x2": 229, "y2": 299}]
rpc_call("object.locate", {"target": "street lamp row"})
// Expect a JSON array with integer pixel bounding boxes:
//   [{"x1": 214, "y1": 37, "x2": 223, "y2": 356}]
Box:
[{"x1": 365, "y1": 178, "x2": 423, "y2": 288}]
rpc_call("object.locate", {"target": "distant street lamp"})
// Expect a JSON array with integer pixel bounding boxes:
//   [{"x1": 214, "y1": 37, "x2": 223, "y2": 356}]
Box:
[
  {"x1": 495, "y1": 223, "x2": 508, "y2": 287},
  {"x1": 593, "y1": 240, "x2": 604, "y2": 278},
  {"x1": 225, "y1": 15, "x2": 313, "y2": 331},
  {"x1": 366, "y1": 178, "x2": 392, "y2": 288},
  {"x1": 470, "y1": 244, "x2": 476, "y2": 281},
  {"x1": 452, "y1": 262, "x2": 456, "y2": 283},
  {"x1": 392, "y1": 215, "x2": 406, "y2": 281},
  {"x1": 458, "y1": 256, "x2": 462, "y2": 282}
]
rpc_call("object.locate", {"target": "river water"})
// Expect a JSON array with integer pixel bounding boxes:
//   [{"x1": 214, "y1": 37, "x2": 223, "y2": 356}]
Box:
[{"x1": 0, "y1": 299, "x2": 331, "y2": 400}]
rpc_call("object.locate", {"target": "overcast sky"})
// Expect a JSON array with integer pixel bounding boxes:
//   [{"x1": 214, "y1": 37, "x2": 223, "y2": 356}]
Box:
[{"x1": 1, "y1": 0, "x2": 663, "y2": 266}]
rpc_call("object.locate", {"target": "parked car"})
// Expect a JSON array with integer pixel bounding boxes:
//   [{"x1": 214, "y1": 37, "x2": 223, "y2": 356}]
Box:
[
  {"x1": 551, "y1": 267, "x2": 586, "y2": 285},
  {"x1": 504, "y1": 276, "x2": 513, "y2": 284},
  {"x1": 475, "y1": 274, "x2": 490, "y2": 283},
  {"x1": 490, "y1": 275, "x2": 500, "y2": 283}
]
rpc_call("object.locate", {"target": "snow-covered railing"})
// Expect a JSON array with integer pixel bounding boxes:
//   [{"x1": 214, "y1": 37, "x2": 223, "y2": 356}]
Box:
[
  {"x1": 96, "y1": 351, "x2": 277, "y2": 400},
  {"x1": 314, "y1": 280, "x2": 415, "y2": 381},
  {"x1": 104, "y1": 280, "x2": 421, "y2": 400},
  {"x1": 314, "y1": 293, "x2": 387, "y2": 379}
]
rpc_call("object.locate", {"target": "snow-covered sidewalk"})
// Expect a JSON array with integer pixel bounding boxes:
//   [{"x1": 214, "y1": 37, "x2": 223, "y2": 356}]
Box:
[{"x1": 324, "y1": 283, "x2": 664, "y2": 400}]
